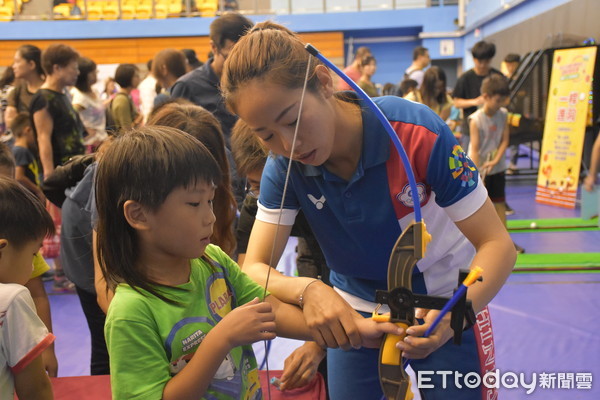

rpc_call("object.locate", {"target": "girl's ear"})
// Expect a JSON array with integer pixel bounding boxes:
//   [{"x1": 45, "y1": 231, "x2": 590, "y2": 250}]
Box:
[
  {"x1": 123, "y1": 200, "x2": 150, "y2": 231},
  {"x1": 315, "y1": 64, "x2": 334, "y2": 99}
]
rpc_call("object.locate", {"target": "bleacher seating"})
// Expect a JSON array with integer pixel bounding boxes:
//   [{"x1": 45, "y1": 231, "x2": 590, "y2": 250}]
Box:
[
  {"x1": 57, "y1": 0, "x2": 194, "y2": 20},
  {"x1": 0, "y1": 0, "x2": 21, "y2": 21}
]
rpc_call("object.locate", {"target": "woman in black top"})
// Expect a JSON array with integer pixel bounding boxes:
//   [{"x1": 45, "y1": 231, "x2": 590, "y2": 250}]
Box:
[
  {"x1": 31, "y1": 44, "x2": 85, "y2": 178},
  {"x1": 5, "y1": 44, "x2": 45, "y2": 130}
]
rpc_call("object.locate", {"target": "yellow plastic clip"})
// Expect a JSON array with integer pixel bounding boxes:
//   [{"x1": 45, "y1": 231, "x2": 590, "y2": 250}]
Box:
[
  {"x1": 372, "y1": 303, "x2": 391, "y2": 322},
  {"x1": 463, "y1": 266, "x2": 483, "y2": 287}
]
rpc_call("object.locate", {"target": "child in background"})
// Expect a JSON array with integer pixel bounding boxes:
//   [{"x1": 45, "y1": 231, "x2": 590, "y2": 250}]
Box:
[
  {"x1": 398, "y1": 78, "x2": 418, "y2": 98},
  {"x1": 0, "y1": 176, "x2": 55, "y2": 399},
  {"x1": 96, "y1": 126, "x2": 398, "y2": 399},
  {"x1": 0, "y1": 142, "x2": 59, "y2": 377},
  {"x1": 10, "y1": 112, "x2": 45, "y2": 202},
  {"x1": 468, "y1": 75, "x2": 524, "y2": 254}
]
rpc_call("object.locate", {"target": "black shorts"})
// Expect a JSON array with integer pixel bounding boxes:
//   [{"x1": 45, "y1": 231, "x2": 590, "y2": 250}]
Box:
[{"x1": 484, "y1": 171, "x2": 506, "y2": 203}]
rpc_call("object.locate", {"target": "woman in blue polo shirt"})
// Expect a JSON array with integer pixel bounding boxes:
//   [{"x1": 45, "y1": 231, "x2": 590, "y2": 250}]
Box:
[{"x1": 222, "y1": 22, "x2": 515, "y2": 400}]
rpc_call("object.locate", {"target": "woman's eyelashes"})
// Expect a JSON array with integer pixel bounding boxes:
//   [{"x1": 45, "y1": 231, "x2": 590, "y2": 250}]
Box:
[{"x1": 287, "y1": 118, "x2": 298, "y2": 127}]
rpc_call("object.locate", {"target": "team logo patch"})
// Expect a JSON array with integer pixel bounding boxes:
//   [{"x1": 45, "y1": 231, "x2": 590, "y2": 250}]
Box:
[
  {"x1": 307, "y1": 194, "x2": 326, "y2": 210},
  {"x1": 448, "y1": 145, "x2": 477, "y2": 187},
  {"x1": 396, "y1": 183, "x2": 427, "y2": 207}
]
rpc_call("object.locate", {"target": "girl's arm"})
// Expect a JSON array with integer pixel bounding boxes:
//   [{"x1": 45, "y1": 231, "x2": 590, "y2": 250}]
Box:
[
  {"x1": 243, "y1": 220, "x2": 364, "y2": 350},
  {"x1": 265, "y1": 293, "x2": 401, "y2": 349},
  {"x1": 33, "y1": 108, "x2": 55, "y2": 179}
]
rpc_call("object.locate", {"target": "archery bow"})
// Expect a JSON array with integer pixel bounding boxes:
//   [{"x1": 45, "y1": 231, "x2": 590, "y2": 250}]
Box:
[
  {"x1": 304, "y1": 44, "x2": 480, "y2": 400},
  {"x1": 305, "y1": 43, "x2": 428, "y2": 400}
]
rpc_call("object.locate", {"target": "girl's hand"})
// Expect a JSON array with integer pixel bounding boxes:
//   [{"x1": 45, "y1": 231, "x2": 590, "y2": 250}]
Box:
[
  {"x1": 301, "y1": 282, "x2": 363, "y2": 350},
  {"x1": 355, "y1": 317, "x2": 405, "y2": 349},
  {"x1": 395, "y1": 309, "x2": 454, "y2": 359},
  {"x1": 279, "y1": 341, "x2": 325, "y2": 391},
  {"x1": 218, "y1": 297, "x2": 276, "y2": 348}
]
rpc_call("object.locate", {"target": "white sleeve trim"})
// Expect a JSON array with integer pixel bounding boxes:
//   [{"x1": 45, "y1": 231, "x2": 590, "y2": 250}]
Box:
[
  {"x1": 444, "y1": 183, "x2": 488, "y2": 222},
  {"x1": 256, "y1": 200, "x2": 298, "y2": 226}
]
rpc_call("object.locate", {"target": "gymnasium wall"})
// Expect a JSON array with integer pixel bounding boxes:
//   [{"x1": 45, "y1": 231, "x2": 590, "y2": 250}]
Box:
[
  {"x1": 0, "y1": 6, "x2": 459, "y2": 85},
  {"x1": 462, "y1": 0, "x2": 598, "y2": 71}
]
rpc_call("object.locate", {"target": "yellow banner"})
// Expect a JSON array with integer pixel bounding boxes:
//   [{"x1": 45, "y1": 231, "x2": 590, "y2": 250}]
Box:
[{"x1": 536, "y1": 46, "x2": 597, "y2": 208}]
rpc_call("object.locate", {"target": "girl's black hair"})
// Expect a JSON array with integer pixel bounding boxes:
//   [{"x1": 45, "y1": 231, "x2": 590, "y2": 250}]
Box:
[{"x1": 95, "y1": 126, "x2": 221, "y2": 303}]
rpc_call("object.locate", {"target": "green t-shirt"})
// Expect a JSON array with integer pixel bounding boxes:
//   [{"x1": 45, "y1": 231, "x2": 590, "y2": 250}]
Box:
[{"x1": 105, "y1": 245, "x2": 267, "y2": 400}]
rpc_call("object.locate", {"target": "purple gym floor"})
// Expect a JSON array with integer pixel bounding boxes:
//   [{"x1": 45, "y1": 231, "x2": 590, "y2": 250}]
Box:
[{"x1": 49, "y1": 146, "x2": 599, "y2": 399}]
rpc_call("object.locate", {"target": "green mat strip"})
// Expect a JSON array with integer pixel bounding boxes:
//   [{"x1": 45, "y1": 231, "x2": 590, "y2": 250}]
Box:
[
  {"x1": 507, "y1": 217, "x2": 599, "y2": 232},
  {"x1": 514, "y1": 253, "x2": 600, "y2": 273}
]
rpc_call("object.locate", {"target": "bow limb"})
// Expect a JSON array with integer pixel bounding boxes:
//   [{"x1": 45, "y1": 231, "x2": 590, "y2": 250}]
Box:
[
  {"x1": 304, "y1": 44, "x2": 432, "y2": 400},
  {"x1": 374, "y1": 221, "x2": 430, "y2": 400}
]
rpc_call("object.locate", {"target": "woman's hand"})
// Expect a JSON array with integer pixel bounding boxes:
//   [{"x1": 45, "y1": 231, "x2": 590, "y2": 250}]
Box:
[
  {"x1": 279, "y1": 341, "x2": 325, "y2": 391},
  {"x1": 355, "y1": 316, "x2": 405, "y2": 349},
  {"x1": 301, "y1": 281, "x2": 363, "y2": 350},
  {"x1": 395, "y1": 309, "x2": 454, "y2": 359}
]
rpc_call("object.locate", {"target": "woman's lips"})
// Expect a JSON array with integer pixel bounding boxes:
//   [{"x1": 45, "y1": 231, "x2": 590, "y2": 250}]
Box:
[{"x1": 296, "y1": 149, "x2": 316, "y2": 163}]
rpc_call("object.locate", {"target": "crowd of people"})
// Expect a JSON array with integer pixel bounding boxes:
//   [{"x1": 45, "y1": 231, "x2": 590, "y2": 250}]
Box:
[{"x1": 0, "y1": 11, "x2": 598, "y2": 400}]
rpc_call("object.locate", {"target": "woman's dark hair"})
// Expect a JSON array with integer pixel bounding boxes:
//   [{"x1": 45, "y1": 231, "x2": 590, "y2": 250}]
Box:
[
  {"x1": 41, "y1": 44, "x2": 79, "y2": 76},
  {"x1": 222, "y1": 21, "x2": 325, "y2": 113},
  {"x1": 114, "y1": 63, "x2": 139, "y2": 89},
  {"x1": 95, "y1": 125, "x2": 221, "y2": 303},
  {"x1": 147, "y1": 99, "x2": 237, "y2": 256},
  {"x1": 420, "y1": 66, "x2": 448, "y2": 109},
  {"x1": 75, "y1": 56, "x2": 97, "y2": 93},
  {"x1": 17, "y1": 44, "x2": 45, "y2": 78}
]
